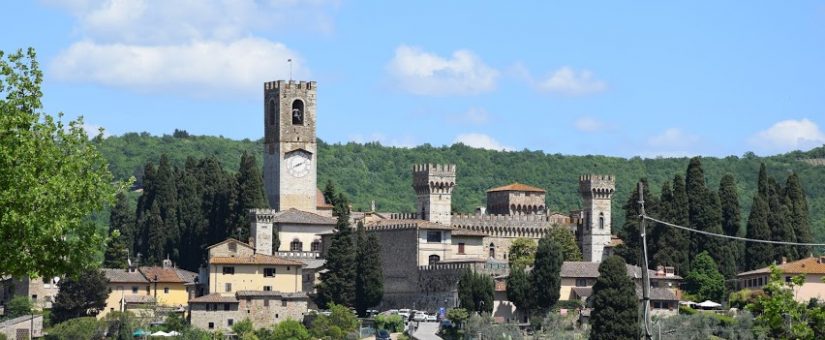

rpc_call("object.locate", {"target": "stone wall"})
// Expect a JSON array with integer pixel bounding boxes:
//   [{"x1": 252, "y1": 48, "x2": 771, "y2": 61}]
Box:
[
  {"x1": 189, "y1": 304, "x2": 240, "y2": 332},
  {"x1": 239, "y1": 296, "x2": 308, "y2": 328},
  {"x1": 367, "y1": 227, "x2": 420, "y2": 297}
]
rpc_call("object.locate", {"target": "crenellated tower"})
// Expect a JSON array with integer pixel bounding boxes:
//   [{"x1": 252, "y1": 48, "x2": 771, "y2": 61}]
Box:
[
  {"x1": 412, "y1": 164, "x2": 456, "y2": 226},
  {"x1": 263, "y1": 80, "x2": 318, "y2": 212},
  {"x1": 579, "y1": 174, "x2": 615, "y2": 262}
]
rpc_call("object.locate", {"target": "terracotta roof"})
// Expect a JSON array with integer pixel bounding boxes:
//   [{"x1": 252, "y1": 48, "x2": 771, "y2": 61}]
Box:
[
  {"x1": 209, "y1": 254, "x2": 305, "y2": 266},
  {"x1": 235, "y1": 291, "x2": 308, "y2": 299},
  {"x1": 738, "y1": 256, "x2": 825, "y2": 276},
  {"x1": 487, "y1": 183, "x2": 546, "y2": 193},
  {"x1": 317, "y1": 189, "x2": 333, "y2": 209},
  {"x1": 139, "y1": 267, "x2": 197, "y2": 284},
  {"x1": 560, "y1": 262, "x2": 683, "y2": 280},
  {"x1": 103, "y1": 268, "x2": 148, "y2": 283},
  {"x1": 189, "y1": 293, "x2": 238, "y2": 304},
  {"x1": 206, "y1": 238, "x2": 253, "y2": 250},
  {"x1": 273, "y1": 208, "x2": 337, "y2": 225}
]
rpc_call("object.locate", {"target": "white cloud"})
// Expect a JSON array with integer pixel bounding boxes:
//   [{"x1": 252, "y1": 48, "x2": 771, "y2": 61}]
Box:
[
  {"x1": 52, "y1": 38, "x2": 306, "y2": 95},
  {"x1": 46, "y1": 0, "x2": 337, "y2": 95},
  {"x1": 387, "y1": 45, "x2": 499, "y2": 96},
  {"x1": 453, "y1": 133, "x2": 512, "y2": 151},
  {"x1": 749, "y1": 119, "x2": 825, "y2": 154},
  {"x1": 648, "y1": 128, "x2": 700, "y2": 149},
  {"x1": 537, "y1": 66, "x2": 607, "y2": 96},
  {"x1": 574, "y1": 116, "x2": 608, "y2": 133}
]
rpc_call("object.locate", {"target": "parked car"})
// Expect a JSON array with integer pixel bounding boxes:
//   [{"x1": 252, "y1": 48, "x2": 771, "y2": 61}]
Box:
[
  {"x1": 426, "y1": 313, "x2": 437, "y2": 322},
  {"x1": 440, "y1": 319, "x2": 453, "y2": 329},
  {"x1": 375, "y1": 329, "x2": 391, "y2": 340},
  {"x1": 413, "y1": 312, "x2": 427, "y2": 322}
]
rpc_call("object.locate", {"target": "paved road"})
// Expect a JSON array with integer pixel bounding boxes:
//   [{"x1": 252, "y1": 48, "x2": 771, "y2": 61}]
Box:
[{"x1": 410, "y1": 322, "x2": 442, "y2": 340}]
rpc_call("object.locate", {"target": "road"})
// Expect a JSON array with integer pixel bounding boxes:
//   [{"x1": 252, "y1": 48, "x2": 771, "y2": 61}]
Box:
[{"x1": 410, "y1": 321, "x2": 442, "y2": 340}]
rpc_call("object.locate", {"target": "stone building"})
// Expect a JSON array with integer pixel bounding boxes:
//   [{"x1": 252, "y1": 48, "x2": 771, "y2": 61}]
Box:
[
  {"x1": 0, "y1": 276, "x2": 60, "y2": 310},
  {"x1": 485, "y1": 183, "x2": 546, "y2": 215}
]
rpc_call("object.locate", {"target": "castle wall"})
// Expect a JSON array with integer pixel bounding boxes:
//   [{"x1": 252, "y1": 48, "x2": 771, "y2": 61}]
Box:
[
  {"x1": 367, "y1": 227, "x2": 420, "y2": 298},
  {"x1": 448, "y1": 236, "x2": 485, "y2": 261}
]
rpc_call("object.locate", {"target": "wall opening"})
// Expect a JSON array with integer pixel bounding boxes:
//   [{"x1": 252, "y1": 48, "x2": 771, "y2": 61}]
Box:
[{"x1": 291, "y1": 99, "x2": 305, "y2": 125}]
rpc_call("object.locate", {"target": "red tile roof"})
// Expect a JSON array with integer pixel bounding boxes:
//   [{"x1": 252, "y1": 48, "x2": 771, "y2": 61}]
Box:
[
  {"x1": 209, "y1": 254, "x2": 305, "y2": 266},
  {"x1": 486, "y1": 183, "x2": 546, "y2": 193},
  {"x1": 139, "y1": 267, "x2": 197, "y2": 284},
  {"x1": 738, "y1": 256, "x2": 825, "y2": 276}
]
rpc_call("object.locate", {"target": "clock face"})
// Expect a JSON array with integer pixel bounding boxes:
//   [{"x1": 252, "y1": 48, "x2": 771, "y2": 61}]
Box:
[{"x1": 286, "y1": 152, "x2": 312, "y2": 178}]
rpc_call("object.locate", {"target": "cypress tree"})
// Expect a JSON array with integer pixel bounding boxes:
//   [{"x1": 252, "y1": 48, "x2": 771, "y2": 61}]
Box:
[
  {"x1": 232, "y1": 151, "x2": 268, "y2": 242},
  {"x1": 316, "y1": 192, "x2": 356, "y2": 308},
  {"x1": 685, "y1": 158, "x2": 735, "y2": 278},
  {"x1": 618, "y1": 178, "x2": 656, "y2": 266},
  {"x1": 155, "y1": 154, "x2": 179, "y2": 262},
  {"x1": 323, "y1": 180, "x2": 337, "y2": 207},
  {"x1": 355, "y1": 223, "x2": 383, "y2": 317},
  {"x1": 671, "y1": 174, "x2": 691, "y2": 270},
  {"x1": 198, "y1": 157, "x2": 234, "y2": 246},
  {"x1": 785, "y1": 172, "x2": 813, "y2": 257},
  {"x1": 135, "y1": 161, "x2": 157, "y2": 256},
  {"x1": 768, "y1": 178, "x2": 797, "y2": 261},
  {"x1": 146, "y1": 201, "x2": 166, "y2": 264},
  {"x1": 458, "y1": 270, "x2": 493, "y2": 313},
  {"x1": 652, "y1": 180, "x2": 689, "y2": 274},
  {"x1": 506, "y1": 266, "x2": 532, "y2": 318},
  {"x1": 109, "y1": 191, "x2": 135, "y2": 255},
  {"x1": 531, "y1": 234, "x2": 563, "y2": 313},
  {"x1": 589, "y1": 256, "x2": 638, "y2": 340},
  {"x1": 745, "y1": 195, "x2": 773, "y2": 271},
  {"x1": 103, "y1": 230, "x2": 129, "y2": 269},
  {"x1": 718, "y1": 174, "x2": 744, "y2": 270},
  {"x1": 757, "y1": 163, "x2": 768, "y2": 198},
  {"x1": 177, "y1": 157, "x2": 205, "y2": 271}
]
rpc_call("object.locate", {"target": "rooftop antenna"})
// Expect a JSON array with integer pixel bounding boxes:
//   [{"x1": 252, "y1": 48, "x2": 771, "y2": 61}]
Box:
[{"x1": 288, "y1": 59, "x2": 293, "y2": 81}]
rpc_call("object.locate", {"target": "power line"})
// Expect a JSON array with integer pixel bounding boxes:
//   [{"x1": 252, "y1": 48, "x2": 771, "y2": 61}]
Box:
[{"x1": 642, "y1": 215, "x2": 825, "y2": 247}]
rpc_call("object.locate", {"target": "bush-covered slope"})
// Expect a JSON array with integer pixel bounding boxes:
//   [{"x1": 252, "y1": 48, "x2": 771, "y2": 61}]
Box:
[{"x1": 95, "y1": 132, "x2": 825, "y2": 241}]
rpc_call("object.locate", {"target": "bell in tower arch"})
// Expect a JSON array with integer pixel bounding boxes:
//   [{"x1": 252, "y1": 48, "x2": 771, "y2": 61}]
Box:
[{"x1": 291, "y1": 99, "x2": 304, "y2": 125}]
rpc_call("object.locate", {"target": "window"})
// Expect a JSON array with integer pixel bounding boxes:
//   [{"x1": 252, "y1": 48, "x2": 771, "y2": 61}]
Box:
[
  {"x1": 264, "y1": 299, "x2": 269, "y2": 307},
  {"x1": 489, "y1": 243, "x2": 496, "y2": 259},
  {"x1": 291, "y1": 99, "x2": 304, "y2": 125},
  {"x1": 458, "y1": 243, "x2": 465, "y2": 254},
  {"x1": 31, "y1": 295, "x2": 37, "y2": 301},
  {"x1": 264, "y1": 268, "x2": 276, "y2": 277},
  {"x1": 267, "y1": 100, "x2": 276, "y2": 125},
  {"x1": 290, "y1": 239, "x2": 303, "y2": 251},
  {"x1": 208, "y1": 322, "x2": 214, "y2": 330},
  {"x1": 223, "y1": 266, "x2": 235, "y2": 275},
  {"x1": 132, "y1": 286, "x2": 139, "y2": 294},
  {"x1": 276, "y1": 313, "x2": 280, "y2": 319},
  {"x1": 282, "y1": 300, "x2": 288, "y2": 307},
  {"x1": 224, "y1": 303, "x2": 230, "y2": 311},
  {"x1": 786, "y1": 276, "x2": 792, "y2": 283},
  {"x1": 228, "y1": 319, "x2": 234, "y2": 326},
  {"x1": 228, "y1": 242, "x2": 237, "y2": 252},
  {"x1": 164, "y1": 287, "x2": 169, "y2": 294},
  {"x1": 264, "y1": 286, "x2": 272, "y2": 291},
  {"x1": 575, "y1": 279, "x2": 588, "y2": 287},
  {"x1": 599, "y1": 213, "x2": 605, "y2": 230},
  {"x1": 426, "y1": 231, "x2": 442, "y2": 243},
  {"x1": 225, "y1": 283, "x2": 232, "y2": 292},
  {"x1": 428, "y1": 255, "x2": 440, "y2": 265},
  {"x1": 311, "y1": 240, "x2": 321, "y2": 252}
]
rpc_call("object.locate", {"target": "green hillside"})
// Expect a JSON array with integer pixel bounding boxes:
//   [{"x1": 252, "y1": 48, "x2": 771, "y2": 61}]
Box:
[{"x1": 95, "y1": 132, "x2": 825, "y2": 242}]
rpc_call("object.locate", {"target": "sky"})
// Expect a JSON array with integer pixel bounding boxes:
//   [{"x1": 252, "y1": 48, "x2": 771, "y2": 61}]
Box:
[{"x1": 2, "y1": 1, "x2": 825, "y2": 158}]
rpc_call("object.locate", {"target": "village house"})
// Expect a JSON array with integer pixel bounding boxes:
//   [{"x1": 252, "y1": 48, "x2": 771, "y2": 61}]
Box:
[
  {"x1": 101, "y1": 259, "x2": 198, "y2": 319},
  {"x1": 737, "y1": 256, "x2": 825, "y2": 302}
]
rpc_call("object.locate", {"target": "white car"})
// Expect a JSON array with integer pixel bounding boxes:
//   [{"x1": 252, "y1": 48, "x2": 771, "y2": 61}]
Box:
[
  {"x1": 413, "y1": 312, "x2": 427, "y2": 322},
  {"x1": 426, "y1": 314, "x2": 437, "y2": 322}
]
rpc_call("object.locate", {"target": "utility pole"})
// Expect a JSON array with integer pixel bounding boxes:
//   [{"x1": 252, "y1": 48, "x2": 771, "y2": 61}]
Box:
[{"x1": 639, "y1": 182, "x2": 652, "y2": 340}]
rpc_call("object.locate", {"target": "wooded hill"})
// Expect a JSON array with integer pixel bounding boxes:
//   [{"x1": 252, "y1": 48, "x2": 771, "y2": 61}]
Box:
[{"x1": 94, "y1": 131, "x2": 825, "y2": 243}]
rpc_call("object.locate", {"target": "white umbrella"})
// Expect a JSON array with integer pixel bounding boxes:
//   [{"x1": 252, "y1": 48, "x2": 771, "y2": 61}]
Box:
[
  {"x1": 168, "y1": 331, "x2": 180, "y2": 336},
  {"x1": 150, "y1": 331, "x2": 171, "y2": 337},
  {"x1": 696, "y1": 300, "x2": 722, "y2": 308}
]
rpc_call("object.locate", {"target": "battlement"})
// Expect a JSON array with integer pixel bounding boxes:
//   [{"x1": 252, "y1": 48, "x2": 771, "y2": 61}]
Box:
[
  {"x1": 248, "y1": 208, "x2": 280, "y2": 223},
  {"x1": 412, "y1": 163, "x2": 456, "y2": 175},
  {"x1": 412, "y1": 163, "x2": 456, "y2": 194},
  {"x1": 364, "y1": 223, "x2": 420, "y2": 232},
  {"x1": 264, "y1": 80, "x2": 317, "y2": 91},
  {"x1": 579, "y1": 174, "x2": 616, "y2": 199},
  {"x1": 579, "y1": 174, "x2": 615, "y2": 183},
  {"x1": 389, "y1": 213, "x2": 420, "y2": 220}
]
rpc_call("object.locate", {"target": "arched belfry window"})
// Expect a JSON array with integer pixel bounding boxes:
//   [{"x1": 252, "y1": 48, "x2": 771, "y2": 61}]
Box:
[
  {"x1": 291, "y1": 99, "x2": 304, "y2": 125},
  {"x1": 429, "y1": 255, "x2": 440, "y2": 266},
  {"x1": 599, "y1": 212, "x2": 605, "y2": 230},
  {"x1": 268, "y1": 99, "x2": 276, "y2": 125}
]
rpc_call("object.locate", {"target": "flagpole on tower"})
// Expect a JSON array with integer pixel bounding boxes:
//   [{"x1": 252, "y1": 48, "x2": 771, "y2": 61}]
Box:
[{"x1": 288, "y1": 59, "x2": 293, "y2": 81}]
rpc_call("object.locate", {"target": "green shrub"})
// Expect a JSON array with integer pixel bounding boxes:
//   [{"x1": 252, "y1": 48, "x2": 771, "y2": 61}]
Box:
[
  {"x1": 679, "y1": 305, "x2": 697, "y2": 315},
  {"x1": 272, "y1": 319, "x2": 310, "y2": 340},
  {"x1": 374, "y1": 314, "x2": 404, "y2": 332},
  {"x1": 45, "y1": 317, "x2": 105, "y2": 340}
]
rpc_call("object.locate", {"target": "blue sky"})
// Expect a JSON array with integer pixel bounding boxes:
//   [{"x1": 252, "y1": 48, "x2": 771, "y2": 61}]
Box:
[{"x1": 3, "y1": 1, "x2": 825, "y2": 157}]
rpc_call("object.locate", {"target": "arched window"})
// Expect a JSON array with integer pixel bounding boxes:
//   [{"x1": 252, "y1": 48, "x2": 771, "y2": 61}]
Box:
[
  {"x1": 311, "y1": 240, "x2": 321, "y2": 252},
  {"x1": 290, "y1": 239, "x2": 303, "y2": 251},
  {"x1": 489, "y1": 243, "x2": 496, "y2": 258},
  {"x1": 268, "y1": 99, "x2": 276, "y2": 125},
  {"x1": 428, "y1": 255, "x2": 440, "y2": 266},
  {"x1": 599, "y1": 212, "x2": 605, "y2": 230},
  {"x1": 291, "y1": 99, "x2": 304, "y2": 125}
]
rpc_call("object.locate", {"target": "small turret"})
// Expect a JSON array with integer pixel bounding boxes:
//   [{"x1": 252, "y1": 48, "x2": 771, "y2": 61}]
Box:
[{"x1": 412, "y1": 164, "x2": 456, "y2": 225}]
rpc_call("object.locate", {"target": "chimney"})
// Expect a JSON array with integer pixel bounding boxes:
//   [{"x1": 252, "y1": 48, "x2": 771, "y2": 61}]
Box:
[
  {"x1": 162, "y1": 255, "x2": 173, "y2": 269},
  {"x1": 781, "y1": 257, "x2": 788, "y2": 265}
]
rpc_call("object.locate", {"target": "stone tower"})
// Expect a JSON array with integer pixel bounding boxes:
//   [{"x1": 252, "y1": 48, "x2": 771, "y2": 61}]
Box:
[
  {"x1": 263, "y1": 80, "x2": 318, "y2": 212},
  {"x1": 579, "y1": 174, "x2": 615, "y2": 263},
  {"x1": 412, "y1": 164, "x2": 456, "y2": 225}
]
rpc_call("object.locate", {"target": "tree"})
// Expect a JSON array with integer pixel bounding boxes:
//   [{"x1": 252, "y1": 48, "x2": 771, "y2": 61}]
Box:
[
  {"x1": 315, "y1": 192, "x2": 356, "y2": 308},
  {"x1": 652, "y1": 179, "x2": 689, "y2": 273},
  {"x1": 154, "y1": 154, "x2": 180, "y2": 263},
  {"x1": 684, "y1": 251, "x2": 725, "y2": 303},
  {"x1": 446, "y1": 308, "x2": 469, "y2": 329},
  {"x1": 785, "y1": 172, "x2": 813, "y2": 258},
  {"x1": 0, "y1": 48, "x2": 123, "y2": 279},
  {"x1": 619, "y1": 178, "x2": 656, "y2": 265},
  {"x1": 685, "y1": 158, "x2": 735, "y2": 278},
  {"x1": 103, "y1": 229, "x2": 129, "y2": 269},
  {"x1": 309, "y1": 303, "x2": 358, "y2": 339},
  {"x1": 547, "y1": 226, "x2": 582, "y2": 261},
  {"x1": 745, "y1": 195, "x2": 774, "y2": 271},
  {"x1": 109, "y1": 191, "x2": 135, "y2": 254},
  {"x1": 231, "y1": 151, "x2": 268, "y2": 241},
  {"x1": 6, "y1": 296, "x2": 33, "y2": 318},
  {"x1": 354, "y1": 223, "x2": 383, "y2": 317},
  {"x1": 589, "y1": 256, "x2": 638, "y2": 340},
  {"x1": 747, "y1": 265, "x2": 812, "y2": 339},
  {"x1": 508, "y1": 238, "x2": 537, "y2": 270},
  {"x1": 145, "y1": 202, "x2": 166, "y2": 265},
  {"x1": 272, "y1": 319, "x2": 310, "y2": 340},
  {"x1": 505, "y1": 265, "x2": 532, "y2": 317},
  {"x1": 231, "y1": 318, "x2": 254, "y2": 336},
  {"x1": 51, "y1": 268, "x2": 109, "y2": 324},
  {"x1": 458, "y1": 270, "x2": 494, "y2": 314},
  {"x1": 531, "y1": 234, "x2": 563, "y2": 313},
  {"x1": 768, "y1": 178, "x2": 797, "y2": 261},
  {"x1": 45, "y1": 317, "x2": 106, "y2": 340}
]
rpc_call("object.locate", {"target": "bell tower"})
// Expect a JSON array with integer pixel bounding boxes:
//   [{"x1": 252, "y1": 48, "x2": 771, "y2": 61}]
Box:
[
  {"x1": 579, "y1": 174, "x2": 615, "y2": 263},
  {"x1": 263, "y1": 80, "x2": 317, "y2": 212}
]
